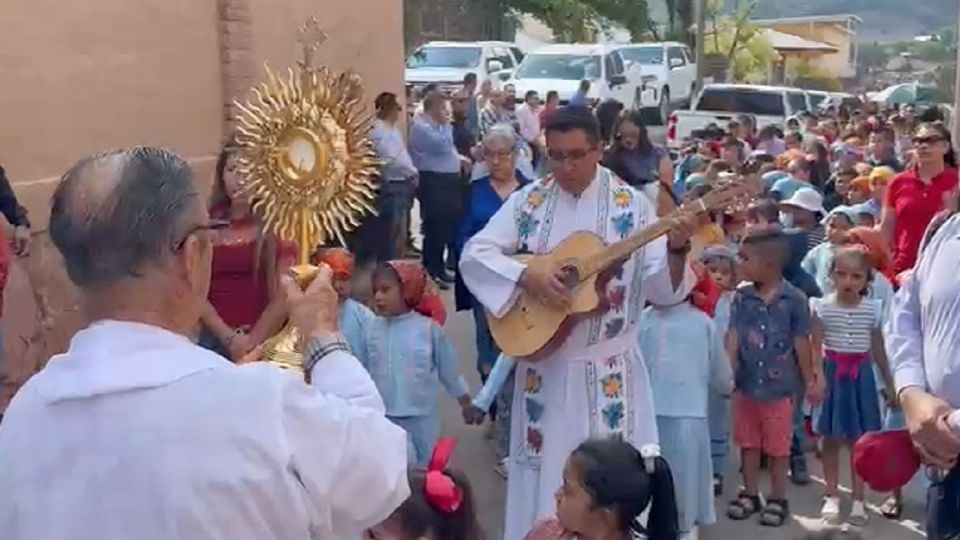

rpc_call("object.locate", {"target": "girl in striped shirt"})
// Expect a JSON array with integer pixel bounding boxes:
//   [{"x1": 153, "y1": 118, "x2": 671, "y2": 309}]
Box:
[{"x1": 810, "y1": 247, "x2": 896, "y2": 526}]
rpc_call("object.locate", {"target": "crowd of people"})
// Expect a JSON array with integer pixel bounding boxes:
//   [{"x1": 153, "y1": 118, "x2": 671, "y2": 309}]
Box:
[{"x1": 1, "y1": 70, "x2": 960, "y2": 540}]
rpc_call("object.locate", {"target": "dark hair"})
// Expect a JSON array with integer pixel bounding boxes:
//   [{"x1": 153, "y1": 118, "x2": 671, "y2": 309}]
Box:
[
  {"x1": 375, "y1": 92, "x2": 401, "y2": 119},
  {"x1": 570, "y1": 438, "x2": 679, "y2": 540},
  {"x1": 747, "y1": 198, "x2": 780, "y2": 224},
  {"x1": 611, "y1": 110, "x2": 652, "y2": 152},
  {"x1": 741, "y1": 227, "x2": 790, "y2": 271},
  {"x1": 917, "y1": 121, "x2": 958, "y2": 167},
  {"x1": 209, "y1": 141, "x2": 239, "y2": 213},
  {"x1": 524, "y1": 90, "x2": 538, "y2": 101},
  {"x1": 422, "y1": 83, "x2": 439, "y2": 94},
  {"x1": 871, "y1": 126, "x2": 895, "y2": 143},
  {"x1": 463, "y1": 72, "x2": 477, "y2": 85},
  {"x1": 829, "y1": 247, "x2": 874, "y2": 296},
  {"x1": 392, "y1": 467, "x2": 485, "y2": 540},
  {"x1": 49, "y1": 147, "x2": 198, "y2": 288},
  {"x1": 544, "y1": 106, "x2": 602, "y2": 145},
  {"x1": 546, "y1": 90, "x2": 560, "y2": 102},
  {"x1": 758, "y1": 124, "x2": 779, "y2": 140},
  {"x1": 578, "y1": 79, "x2": 591, "y2": 92},
  {"x1": 422, "y1": 91, "x2": 446, "y2": 113}
]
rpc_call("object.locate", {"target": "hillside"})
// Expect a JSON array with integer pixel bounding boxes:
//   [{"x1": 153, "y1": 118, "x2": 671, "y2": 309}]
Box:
[{"x1": 727, "y1": 0, "x2": 957, "y2": 43}]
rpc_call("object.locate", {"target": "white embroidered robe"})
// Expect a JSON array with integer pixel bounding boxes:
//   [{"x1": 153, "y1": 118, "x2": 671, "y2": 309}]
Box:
[{"x1": 460, "y1": 166, "x2": 694, "y2": 540}]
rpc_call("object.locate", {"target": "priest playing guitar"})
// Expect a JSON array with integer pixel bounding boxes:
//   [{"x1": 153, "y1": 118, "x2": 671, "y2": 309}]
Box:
[{"x1": 460, "y1": 107, "x2": 701, "y2": 540}]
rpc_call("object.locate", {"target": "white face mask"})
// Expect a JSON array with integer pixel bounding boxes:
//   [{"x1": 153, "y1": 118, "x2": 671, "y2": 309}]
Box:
[{"x1": 779, "y1": 211, "x2": 795, "y2": 228}]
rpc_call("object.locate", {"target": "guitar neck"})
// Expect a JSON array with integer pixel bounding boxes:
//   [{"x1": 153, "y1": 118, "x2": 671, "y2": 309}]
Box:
[{"x1": 580, "y1": 217, "x2": 677, "y2": 278}]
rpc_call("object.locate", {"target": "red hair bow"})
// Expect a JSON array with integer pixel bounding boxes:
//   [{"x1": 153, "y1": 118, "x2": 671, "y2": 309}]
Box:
[{"x1": 424, "y1": 438, "x2": 463, "y2": 514}]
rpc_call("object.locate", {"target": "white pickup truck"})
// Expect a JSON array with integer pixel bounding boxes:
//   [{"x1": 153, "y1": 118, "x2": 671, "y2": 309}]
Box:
[{"x1": 666, "y1": 84, "x2": 810, "y2": 148}]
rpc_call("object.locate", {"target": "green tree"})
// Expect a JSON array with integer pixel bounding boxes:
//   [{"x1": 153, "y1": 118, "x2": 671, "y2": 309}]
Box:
[{"x1": 704, "y1": 0, "x2": 777, "y2": 82}]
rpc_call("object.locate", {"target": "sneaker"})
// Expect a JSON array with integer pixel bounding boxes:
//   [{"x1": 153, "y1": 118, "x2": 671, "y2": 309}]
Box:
[
  {"x1": 820, "y1": 496, "x2": 841, "y2": 524},
  {"x1": 848, "y1": 500, "x2": 869, "y2": 527},
  {"x1": 494, "y1": 459, "x2": 509, "y2": 479},
  {"x1": 790, "y1": 456, "x2": 810, "y2": 485}
]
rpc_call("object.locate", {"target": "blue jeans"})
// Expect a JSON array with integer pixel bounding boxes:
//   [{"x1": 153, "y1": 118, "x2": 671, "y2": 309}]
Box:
[{"x1": 389, "y1": 414, "x2": 440, "y2": 467}]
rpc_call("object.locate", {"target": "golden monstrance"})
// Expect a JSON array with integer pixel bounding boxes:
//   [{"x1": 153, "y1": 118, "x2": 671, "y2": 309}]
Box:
[{"x1": 234, "y1": 16, "x2": 380, "y2": 373}]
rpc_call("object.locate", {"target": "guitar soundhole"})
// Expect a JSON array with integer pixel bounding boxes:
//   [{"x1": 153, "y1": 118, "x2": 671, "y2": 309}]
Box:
[{"x1": 560, "y1": 264, "x2": 581, "y2": 289}]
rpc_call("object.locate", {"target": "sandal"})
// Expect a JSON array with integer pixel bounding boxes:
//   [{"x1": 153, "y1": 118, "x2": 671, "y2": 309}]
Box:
[
  {"x1": 760, "y1": 499, "x2": 790, "y2": 527},
  {"x1": 727, "y1": 493, "x2": 761, "y2": 520},
  {"x1": 879, "y1": 497, "x2": 902, "y2": 520}
]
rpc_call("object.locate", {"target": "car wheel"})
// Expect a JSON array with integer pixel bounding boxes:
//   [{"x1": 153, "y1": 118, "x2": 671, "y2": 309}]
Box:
[{"x1": 656, "y1": 87, "x2": 670, "y2": 125}]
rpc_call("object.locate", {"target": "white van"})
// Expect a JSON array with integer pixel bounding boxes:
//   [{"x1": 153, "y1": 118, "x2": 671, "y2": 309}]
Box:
[
  {"x1": 405, "y1": 41, "x2": 524, "y2": 97},
  {"x1": 507, "y1": 44, "x2": 649, "y2": 108},
  {"x1": 615, "y1": 42, "x2": 698, "y2": 125}
]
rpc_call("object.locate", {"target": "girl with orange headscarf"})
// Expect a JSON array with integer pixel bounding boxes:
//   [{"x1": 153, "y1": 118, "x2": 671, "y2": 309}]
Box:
[
  {"x1": 312, "y1": 247, "x2": 374, "y2": 364},
  {"x1": 366, "y1": 260, "x2": 473, "y2": 465}
]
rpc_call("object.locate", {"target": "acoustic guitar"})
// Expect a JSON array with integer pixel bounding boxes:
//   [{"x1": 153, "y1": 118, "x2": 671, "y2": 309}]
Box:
[{"x1": 486, "y1": 176, "x2": 761, "y2": 360}]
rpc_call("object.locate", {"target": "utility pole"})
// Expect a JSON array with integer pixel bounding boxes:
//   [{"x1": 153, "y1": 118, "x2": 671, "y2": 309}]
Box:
[{"x1": 695, "y1": 0, "x2": 706, "y2": 94}]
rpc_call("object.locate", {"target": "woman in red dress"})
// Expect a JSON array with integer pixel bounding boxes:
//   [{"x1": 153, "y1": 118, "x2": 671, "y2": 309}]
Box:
[{"x1": 199, "y1": 144, "x2": 295, "y2": 361}]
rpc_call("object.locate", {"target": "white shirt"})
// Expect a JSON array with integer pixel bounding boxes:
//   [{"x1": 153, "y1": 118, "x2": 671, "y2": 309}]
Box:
[
  {"x1": 0, "y1": 320, "x2": 409, "y2": 540},
  {"x1": 515, "y1": 103, "x2": 541, "y2": 144}
]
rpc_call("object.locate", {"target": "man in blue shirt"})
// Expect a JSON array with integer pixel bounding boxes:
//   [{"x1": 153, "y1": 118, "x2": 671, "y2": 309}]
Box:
[
  {"x1": 409, "y1": 91, "x2": 468, "y2": 287},
  {"x1": 569, "y1": 79, "x2": 591, "y2": 107}
]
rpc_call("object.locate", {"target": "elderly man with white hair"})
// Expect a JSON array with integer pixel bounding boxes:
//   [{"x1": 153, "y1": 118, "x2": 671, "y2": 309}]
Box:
[{"x1": 0, "y1": 147, "x2": 409, "y2": 540}]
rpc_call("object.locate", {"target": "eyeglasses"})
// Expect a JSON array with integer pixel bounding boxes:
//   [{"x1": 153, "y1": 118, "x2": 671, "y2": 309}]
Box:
[
  {"x1": 173, "y1": 219, "x2": 230, "y2": 250},
  {"x1": 547, "y1": 148, "x2": 593, "y2": 163},
  {"x1": 912, "y1": 135, "x2": 944, "y2": 146},
  {"x1": 484, "y1": 149, "x2": 514, "y2": 161}
]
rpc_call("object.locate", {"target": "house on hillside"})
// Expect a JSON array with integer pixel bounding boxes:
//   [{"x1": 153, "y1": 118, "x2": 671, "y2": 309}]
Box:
[{"x1": 752, "y1": 14, "x2": 862, "y2": 82}]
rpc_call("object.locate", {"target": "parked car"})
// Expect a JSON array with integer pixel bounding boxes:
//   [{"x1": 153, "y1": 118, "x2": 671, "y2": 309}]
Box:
[
  {"x1": 405, "y1": 41, "x2": 524, "y2": 98},
  {"x1": 805, "y1": 90, "x2": 830, "y2": 112},
  {"x1": 506, "y1": 44, "x2": 649, "y2": 110},
  {"x1": 667, "y1": 84, "x2": 809, "y2": 148},
  {"x1": 614, "y1": 41, "x2": 697, "y2": 125}
]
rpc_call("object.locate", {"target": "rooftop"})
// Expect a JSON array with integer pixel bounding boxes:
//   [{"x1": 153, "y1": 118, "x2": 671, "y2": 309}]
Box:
[
  {"x1": 751, "y1": 14, "x2": 864, "y2": 25},
  {"x1": 765, "y1": 29, "x2": 838, "y2": 53}
]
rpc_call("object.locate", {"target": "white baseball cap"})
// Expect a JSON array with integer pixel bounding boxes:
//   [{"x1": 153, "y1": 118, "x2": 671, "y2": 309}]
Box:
[{"x1": 780, "y1": 187, "x2": 826, "y2": 215}]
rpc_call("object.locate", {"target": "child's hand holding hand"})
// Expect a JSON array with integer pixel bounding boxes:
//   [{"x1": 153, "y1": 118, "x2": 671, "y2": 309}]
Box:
[
  {"x1": 462, "y1": 404, "x2": 486, "y2": 425},
  {"x1": 806, "y1": 373, "x2": 826, "y2": 405}
]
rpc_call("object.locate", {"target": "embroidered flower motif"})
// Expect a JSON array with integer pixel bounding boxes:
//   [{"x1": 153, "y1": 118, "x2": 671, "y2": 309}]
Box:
[
  {"x1": 525, "y1": 370, "x2": 543, "y2": 393},
  {"x1": 607, "y1": 285, "x2": 627, "y2": 312},
  {"x1": 526, "y1": 189, "x2": 545, "y2": 209},
  {"x1": 602, "y1": 402, "x2": 625, "y2": 430},
  {"x1": 525, "y1": 397, "x2": 545, "y2": 422},
  {"x1": 602, "y1": 373, "x2": 623, "y2": 398},
  {"x1": 526, "y1": 427, "x2": 544, "y2": 453},
  {"x1": 611, "y1": 212, "x2": 634, "y2": 239},
  {"x1": 604, "y1": 317, "x2": 625, "y2": 339},
  {"x1": 604, "y1": 356, "x2": 620, "y2": 369},
  {"x1": 518, "y1": 212, "x2": 540, "y2": 241},
  {"x1": 614, "y1": 188, "x2": 633, "y2": 208}
]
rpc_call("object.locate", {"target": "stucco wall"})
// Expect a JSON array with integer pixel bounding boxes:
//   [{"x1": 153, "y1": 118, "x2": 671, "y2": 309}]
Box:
[
  {"x1": 768, "y1": 22, "x2": 856, "y2": 79},
  {"x1": 0, "y1": 0, "x2": 403, "y2": 409}
]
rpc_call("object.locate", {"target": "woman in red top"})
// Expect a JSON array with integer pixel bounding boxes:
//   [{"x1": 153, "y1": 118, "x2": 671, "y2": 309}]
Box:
[
  {"x1": 880, "y1": 122, "x2": 958, "y2": 276},
  {"x1": 199, "y1": 144, "x2": 295, "y2": 361}
]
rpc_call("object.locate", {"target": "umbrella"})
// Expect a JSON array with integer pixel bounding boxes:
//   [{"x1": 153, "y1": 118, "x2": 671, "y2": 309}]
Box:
[{"x1": 871, "y1": 82, "x2": 946, "y2": 106}]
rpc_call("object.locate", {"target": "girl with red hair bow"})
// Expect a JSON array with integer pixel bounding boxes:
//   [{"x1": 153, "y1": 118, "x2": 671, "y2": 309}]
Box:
[
  {"x1": 366, "y1": 261, "x2": 474, "y2": 465},
  {"x1": 363, "y1": 439, "x2": 485, "y2": 540}
]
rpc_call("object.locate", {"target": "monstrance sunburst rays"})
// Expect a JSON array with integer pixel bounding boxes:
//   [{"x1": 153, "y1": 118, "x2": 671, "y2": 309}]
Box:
[
  {"x1": 230, "y1": 16, "x2": 380, "y2": 372},
  {"x1": 233, "y1": 19, "x2": 380, "y2": 264}
]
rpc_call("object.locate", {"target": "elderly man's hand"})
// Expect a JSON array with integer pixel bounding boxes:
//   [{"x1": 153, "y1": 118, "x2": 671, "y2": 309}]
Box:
[
  {"x1": 281, "y1": 265, "x2": 340, "y2": 341},
  {"x1": 12, "y1": 225, "x2": 30, "y2": 256},
  {"x1": 901, "y1": 387, "x2": 960, "y2": 469}
]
